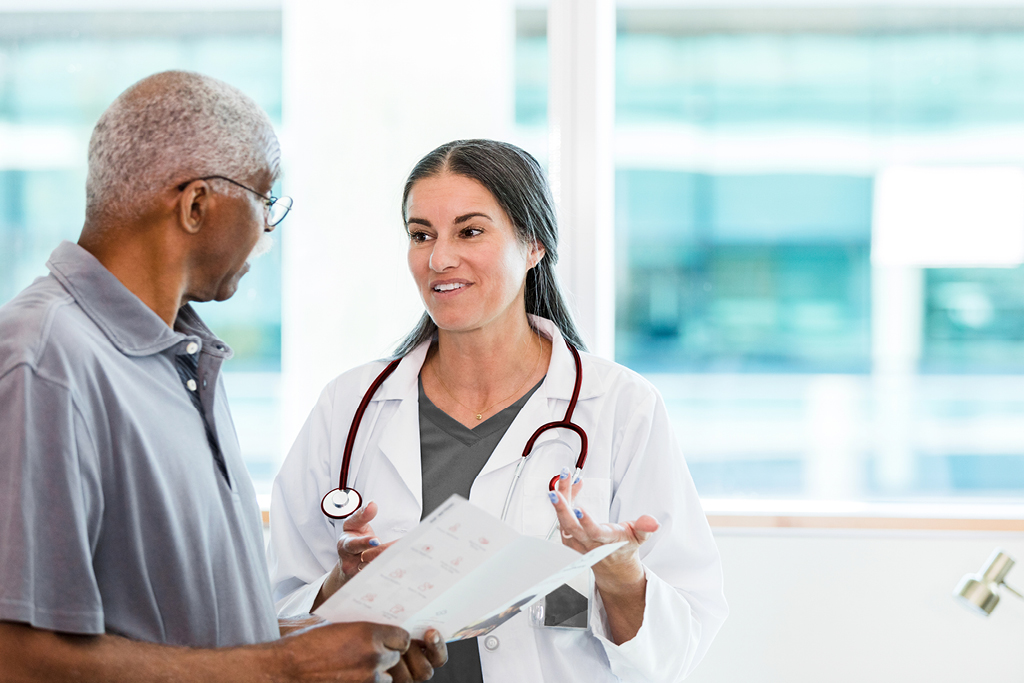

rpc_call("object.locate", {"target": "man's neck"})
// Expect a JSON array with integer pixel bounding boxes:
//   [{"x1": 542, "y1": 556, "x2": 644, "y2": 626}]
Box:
[{"x1": 79, "y1": 226, "x2": 186, "y2": 328}]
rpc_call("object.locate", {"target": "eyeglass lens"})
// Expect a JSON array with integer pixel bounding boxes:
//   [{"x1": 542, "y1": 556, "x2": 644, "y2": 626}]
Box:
[{"x1": 268, "y1": 196, "x2": 293, "y2": 227}]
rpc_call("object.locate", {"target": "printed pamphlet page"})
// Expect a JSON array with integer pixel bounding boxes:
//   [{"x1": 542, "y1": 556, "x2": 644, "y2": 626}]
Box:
[{"x1": 313, "y1": 494, "x2": 624, "y2": 641}]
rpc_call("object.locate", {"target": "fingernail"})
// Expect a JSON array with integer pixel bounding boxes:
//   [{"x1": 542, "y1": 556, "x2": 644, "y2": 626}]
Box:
[
  {"x1": 369, "y1": 539, "x2": 380, "y2": 547},
  {"x1": 574, "y1": 508, "x2": 583, "y2": 519},
  {"x1": 548, "y1": 491, "x2": 558, "y2": 504},
  {"x1": 572, "y1": 475, "x2": 581, "y2": 484},
  {"x1": 431, "y1": 630, "x2": 442, "y2": 645},
  {"x1": 559, "y1": 466, "x2": 570, "y2": 479}
]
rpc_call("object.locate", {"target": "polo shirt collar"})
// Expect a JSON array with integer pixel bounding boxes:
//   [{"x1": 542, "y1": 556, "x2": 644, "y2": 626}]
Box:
[{"x1": 46, "y1": 240, "x2": 232, "y2": 359}]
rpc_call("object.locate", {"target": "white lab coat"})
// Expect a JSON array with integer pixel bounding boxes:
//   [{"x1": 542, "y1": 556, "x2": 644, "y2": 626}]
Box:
[{"x1": 268, "y1": 317, "x2": 728, "y2": 683}]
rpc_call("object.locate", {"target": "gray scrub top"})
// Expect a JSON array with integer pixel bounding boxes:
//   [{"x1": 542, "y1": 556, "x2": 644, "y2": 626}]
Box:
[
  {"x1": 418, "y1": 374, "x2": 543, "y2": 683},
  {"x1": 0, "y1": 241, "x2": 279, "y2": 647}
]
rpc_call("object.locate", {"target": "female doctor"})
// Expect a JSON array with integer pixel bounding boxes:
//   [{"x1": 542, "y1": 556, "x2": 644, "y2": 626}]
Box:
[{"x1": 267, "y1": 140, "x2": 727, "y2": 683}]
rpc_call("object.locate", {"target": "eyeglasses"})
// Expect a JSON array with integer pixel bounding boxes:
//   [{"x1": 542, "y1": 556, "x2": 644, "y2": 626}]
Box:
[{"x1": 177, "y1": 175, "x2": 293, "y2": 227}]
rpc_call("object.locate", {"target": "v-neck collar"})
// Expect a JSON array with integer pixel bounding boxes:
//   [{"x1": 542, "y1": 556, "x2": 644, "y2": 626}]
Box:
[{"x1": 417, "y1": 375, "x2": 544, "y2": 445}]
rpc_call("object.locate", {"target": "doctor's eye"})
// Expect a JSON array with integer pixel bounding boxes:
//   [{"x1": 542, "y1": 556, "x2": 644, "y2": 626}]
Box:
[
  {"x1": 460, "y1": 227, "x2": 483, "y2": 238},
  {"x1": 408, "y1": 230, "x2": 433, "y2": 243}
]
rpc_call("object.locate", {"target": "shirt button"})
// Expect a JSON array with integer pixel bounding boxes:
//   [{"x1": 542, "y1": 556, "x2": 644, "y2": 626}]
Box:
[
  {"x1": 483, "y1": 636, "x2": 499, "y2": 651},
  {"x1": 186, "y1": 342, "x2": 199, "y2": 355},
  {"x1": 186, "y1": 379, "x2": 197, "y2": 392}
]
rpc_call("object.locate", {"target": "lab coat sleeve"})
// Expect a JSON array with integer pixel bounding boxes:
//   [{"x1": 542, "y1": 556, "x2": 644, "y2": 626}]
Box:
[
  {"x1": 266, "y1": 382, "x2": 345, "y2": 617},
  {"x1": 588, "y1": 383, "x2": 728, "y2": 682}
]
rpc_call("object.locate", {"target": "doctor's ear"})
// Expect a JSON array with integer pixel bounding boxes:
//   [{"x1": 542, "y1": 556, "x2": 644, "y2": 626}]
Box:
[{"x1": 527, "y1": 241, "x2": 546, "y2": 270}]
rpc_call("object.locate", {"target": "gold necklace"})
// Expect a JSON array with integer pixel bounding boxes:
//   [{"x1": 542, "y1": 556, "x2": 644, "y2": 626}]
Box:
[{"x1": 432, "y1": 335, "x2": 542, "y2": 421}]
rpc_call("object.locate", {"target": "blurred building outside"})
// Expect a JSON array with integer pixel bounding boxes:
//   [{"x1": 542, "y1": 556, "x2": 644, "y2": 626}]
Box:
[{"x1": 4, "y1": 2, "x2": 1024, "y2": 504}]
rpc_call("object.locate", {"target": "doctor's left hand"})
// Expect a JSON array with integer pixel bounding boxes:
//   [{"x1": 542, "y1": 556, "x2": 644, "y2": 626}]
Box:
[
  {"x1": 312, "y1": 501, "x2": 396, "y2": 611},
  {"x1": 548, "y1": 477, "x2": 659, "y2": 592}
]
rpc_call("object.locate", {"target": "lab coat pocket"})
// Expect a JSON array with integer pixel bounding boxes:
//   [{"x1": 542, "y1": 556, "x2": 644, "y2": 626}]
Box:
[{"x1": 520, "y1": 476, "x2": 612, "y2": 537}]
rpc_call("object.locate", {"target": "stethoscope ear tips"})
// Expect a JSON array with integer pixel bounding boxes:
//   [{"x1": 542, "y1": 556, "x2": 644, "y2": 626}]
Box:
[{"x1": 321, "y1": 487, "x2": 362, "y2": 519}]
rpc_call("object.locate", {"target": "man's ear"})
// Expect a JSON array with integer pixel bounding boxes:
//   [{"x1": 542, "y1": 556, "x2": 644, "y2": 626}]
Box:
[{"x1": 178, "y1": 181, "x2": 211, "y2": 235}]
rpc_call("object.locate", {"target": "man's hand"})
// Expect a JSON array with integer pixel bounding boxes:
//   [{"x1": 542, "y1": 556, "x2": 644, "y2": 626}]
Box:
[
  {"x1": 269, "y1": 621, "x2": 410, "y2": 682},
  {"x1": 386, "y1": 629, "x2": 448, "y2": 683},
  {"x1": 313, "y1": 502, "x2": 397, "y2": 611},
  {"x1": 0, "y1": 619, "x2": 412, "y2": 683}
]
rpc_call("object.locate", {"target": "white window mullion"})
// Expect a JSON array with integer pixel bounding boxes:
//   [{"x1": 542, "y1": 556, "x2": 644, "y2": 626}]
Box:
[{"x1": 547, "y1": 0, "x2": 616, "y2": 358}]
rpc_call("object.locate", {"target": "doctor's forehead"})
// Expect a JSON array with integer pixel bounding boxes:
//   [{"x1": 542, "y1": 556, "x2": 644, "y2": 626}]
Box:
[{"x1": 405, "y1": 174, "x2": 501, "y2": 222}]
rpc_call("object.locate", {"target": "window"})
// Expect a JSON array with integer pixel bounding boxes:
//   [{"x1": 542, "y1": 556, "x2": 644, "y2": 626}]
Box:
[{"x1": 516, "y1": 6, "x2": 1024, "y2": 501}]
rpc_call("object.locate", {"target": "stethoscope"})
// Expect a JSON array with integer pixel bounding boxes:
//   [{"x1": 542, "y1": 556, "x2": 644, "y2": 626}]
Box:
[{"x1": 321, "y1": 339, "x2": 588, "y2": 526}]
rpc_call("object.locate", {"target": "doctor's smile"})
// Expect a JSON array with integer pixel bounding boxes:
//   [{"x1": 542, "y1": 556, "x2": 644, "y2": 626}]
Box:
[{"x1": 430, "y1": 278, "x2": 472, "y2": 297}]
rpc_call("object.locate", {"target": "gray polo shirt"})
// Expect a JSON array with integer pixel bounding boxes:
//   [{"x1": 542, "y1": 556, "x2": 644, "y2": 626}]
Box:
[{"x1": 0, "y1": 241, "x2": 279, "y2": 647}]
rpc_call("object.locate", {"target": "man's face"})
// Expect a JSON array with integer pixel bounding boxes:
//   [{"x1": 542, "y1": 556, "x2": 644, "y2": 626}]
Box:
[{"x1": 193, "y1": 132, "x2": 281, "y2": 303}]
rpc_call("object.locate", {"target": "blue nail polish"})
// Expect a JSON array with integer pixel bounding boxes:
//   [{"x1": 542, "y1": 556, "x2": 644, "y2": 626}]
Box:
[
  {"x1": 574, "y1": 508, "x2": 583, "y2": 519},
  {"x1": 559, "y1": 467, "x2": 569, "y2": 479},
  {"x1": 572, "y1": 475, "x2": 581, "y2": 485},
  {"x1": 369, "y1": 539, "x2": 380, "y2": 547},
  {"x1": 548, "y1": 491, "x2": 558, "y2": 504}
]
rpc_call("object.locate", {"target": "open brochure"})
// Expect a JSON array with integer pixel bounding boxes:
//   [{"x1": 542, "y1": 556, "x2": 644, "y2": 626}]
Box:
[{"x1": 314, "y1": 494, "x2": 624, "y2": 641}]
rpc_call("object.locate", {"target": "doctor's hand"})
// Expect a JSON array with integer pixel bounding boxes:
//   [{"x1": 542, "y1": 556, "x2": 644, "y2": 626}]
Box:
[
  {"x1": 549, "y1": 484, "x2": 659, "y2": 587},
  {"x1": 313, "y1": 501, "x2": 397, "y2": 611},
  {"x1": 549, "y1": 475, "x2": 659, "y2": 644}
]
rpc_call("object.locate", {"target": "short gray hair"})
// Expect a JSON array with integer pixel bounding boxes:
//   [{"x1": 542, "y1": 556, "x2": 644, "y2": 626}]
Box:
[{"x1": 86, "y1": 70, "x2": 275, "y2": 221}]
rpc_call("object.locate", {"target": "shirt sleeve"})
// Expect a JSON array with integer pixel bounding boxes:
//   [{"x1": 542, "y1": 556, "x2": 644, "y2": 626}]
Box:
[
  {"x1": 588, "y1": 384, "x2": 729, "y2": 682},
  {"x1": 0, "y1": 364, "x2": 105, "y2": 634},
  {"x1": 266, "y1": 384, "x2": 342, "y2": 617}
]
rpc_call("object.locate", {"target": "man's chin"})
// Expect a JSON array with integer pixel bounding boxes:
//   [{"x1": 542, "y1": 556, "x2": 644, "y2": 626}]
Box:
[{"x1": 213, "y1": 267, "x2": 248, "y2": 302}]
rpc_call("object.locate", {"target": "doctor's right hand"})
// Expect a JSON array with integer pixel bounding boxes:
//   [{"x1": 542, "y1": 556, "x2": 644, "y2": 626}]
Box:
[{"x1": 313, "y1": 501, "x2": 397, "y2": 611}]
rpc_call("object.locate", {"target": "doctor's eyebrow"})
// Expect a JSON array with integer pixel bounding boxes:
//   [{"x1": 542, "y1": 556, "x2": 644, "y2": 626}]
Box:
[
  {"x1": 406, "y1": 212, "x2": 493, "y2": 228},
  {"x1": 454, "y1": 212, "x2": 492, "y2": 224}
]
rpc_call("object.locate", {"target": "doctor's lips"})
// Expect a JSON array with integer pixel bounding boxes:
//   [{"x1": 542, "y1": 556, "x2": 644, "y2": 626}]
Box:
[{"x1": 430, "y1": 278, "x2": 472, "y2": 295}]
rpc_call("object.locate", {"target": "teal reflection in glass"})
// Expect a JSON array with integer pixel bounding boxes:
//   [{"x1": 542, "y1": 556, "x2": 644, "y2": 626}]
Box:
[
  {"x1": 924, "y1": 267, "x2": 1024, "y2": 373},
  {"x1": 515, "y1": 30, "x2": 1024, "y2": 130},
  {"x1": 615, "y1": 170, "x2": 872, "y2": 373}
]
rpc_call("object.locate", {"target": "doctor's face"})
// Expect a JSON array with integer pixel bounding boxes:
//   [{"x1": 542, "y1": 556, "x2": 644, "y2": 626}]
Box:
[{"x1": 405, "y1": 173, "x2": 544, "y2": 335}]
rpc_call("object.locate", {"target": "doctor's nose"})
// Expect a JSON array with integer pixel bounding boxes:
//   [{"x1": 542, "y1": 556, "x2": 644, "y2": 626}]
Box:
[{"x1": 429, "y1": 239, "x2": 460, "y2": 272}]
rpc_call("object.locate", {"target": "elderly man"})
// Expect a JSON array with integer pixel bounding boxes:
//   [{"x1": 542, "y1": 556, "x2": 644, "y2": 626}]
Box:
[{"x1": 0, "y1": 71, "x2": 445, "y2": 682}]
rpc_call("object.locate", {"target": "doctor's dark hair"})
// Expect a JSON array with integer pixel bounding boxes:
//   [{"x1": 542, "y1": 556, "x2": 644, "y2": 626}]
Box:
[{"x1": 392, "y1": 139, "x2": 587, "y2": 357}]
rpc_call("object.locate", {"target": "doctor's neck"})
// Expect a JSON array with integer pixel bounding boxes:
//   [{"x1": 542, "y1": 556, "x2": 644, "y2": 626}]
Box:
[{"x1": 432, "y1": 311, "x2": 548, "y2": 387}]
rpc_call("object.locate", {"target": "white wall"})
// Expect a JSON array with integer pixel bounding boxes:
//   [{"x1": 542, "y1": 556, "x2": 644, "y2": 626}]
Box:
[
  {"x1": 689, "y1": 530, "x2": 1024, "y2": 682},
  {"x1": 281, "y1": 0, "x2": 516, "y2": 444}
]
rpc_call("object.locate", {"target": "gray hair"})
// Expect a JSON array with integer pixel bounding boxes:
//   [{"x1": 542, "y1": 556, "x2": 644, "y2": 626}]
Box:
[
  {"x1": 85, "y1": 70, "x2": 275, "y2": 221},
  {"x1": 393, "y1": 139, "x2": 587, "y2": 357}
]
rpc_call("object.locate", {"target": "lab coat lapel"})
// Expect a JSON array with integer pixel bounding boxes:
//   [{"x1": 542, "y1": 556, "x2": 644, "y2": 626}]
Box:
[
  {"x1": 375, "y1": 393, "x2": 422, "y2": 511},
  {"x1": 373, "y1": 342, "x2": 430, "y2": 512}
]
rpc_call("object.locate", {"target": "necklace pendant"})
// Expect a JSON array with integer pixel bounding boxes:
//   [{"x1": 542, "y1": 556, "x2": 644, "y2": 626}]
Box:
[{"x1": 476, "y1": 413, "x2": 483, "y2": 420}]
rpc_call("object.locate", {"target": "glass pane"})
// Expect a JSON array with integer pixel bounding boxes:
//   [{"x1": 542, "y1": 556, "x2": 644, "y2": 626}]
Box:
[{"x1": 516, "y1": 7, "x2": 1024, "y2": 501}]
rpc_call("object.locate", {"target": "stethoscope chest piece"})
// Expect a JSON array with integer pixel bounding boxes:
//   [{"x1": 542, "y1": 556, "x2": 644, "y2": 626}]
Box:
[{"x1": 321, "y1": 487, "x2": 362, "y2": 520}]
